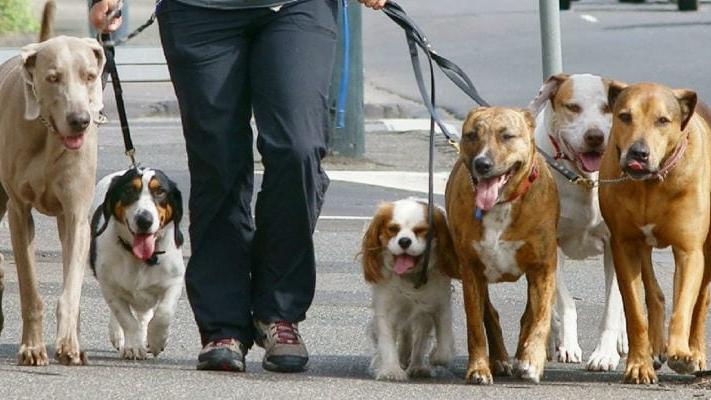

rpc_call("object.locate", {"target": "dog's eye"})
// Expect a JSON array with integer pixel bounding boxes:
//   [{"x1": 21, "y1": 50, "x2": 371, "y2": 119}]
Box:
[
  {"x1": 153, "y1": 188, "x2": 167, "y2": 198},
  {"x1": 413, "y1": 227, "x2": 428, "y2": 236},
  {"x1": 501, "y1": 132, "x2": 516, "y2": 141},
  {"x1": 387, "y1": 224, "x2": 399, "y2": 234},
  {"x1": 618, "y1": 112, "x2": 632, "y2": 123},
  {"x1": 464, "y1": 131, "x2": 477, "y2": 141},
  {"x1": 565, "y1": 103, "x2": 581, "y2": 113},
  {"x1": 656, "y1": 116, "x2": 671, "y2": 126},
  {"x1": 86, "y1": 73, "x2": 97, "y2": 82},
  {"x1": 46, "y1": 74, "x2": 59, "y2": 83}
]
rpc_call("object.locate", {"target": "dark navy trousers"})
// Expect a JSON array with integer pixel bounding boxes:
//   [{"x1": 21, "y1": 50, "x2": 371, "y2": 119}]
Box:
[{"x1": 157, "y1": 0, "x2": 337, "y2": 347}]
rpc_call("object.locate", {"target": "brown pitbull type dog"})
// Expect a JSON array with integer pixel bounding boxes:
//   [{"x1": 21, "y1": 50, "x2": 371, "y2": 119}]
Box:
[
  {"x1": 446, "y1": 107, "x2": 559, "y2": 384},
  {"x1": 599, "y1": 82, "x2": 711, "y2": 384}
]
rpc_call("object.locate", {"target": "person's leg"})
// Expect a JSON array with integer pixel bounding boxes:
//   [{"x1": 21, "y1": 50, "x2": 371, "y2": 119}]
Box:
[
  {"x1": 157, "y1": 0, "x2": 265, "y2": 358},
  {"x1": 248, "y1": 0, "x2": 338, "y2": 372},
  {"x1": 250, "y1": 0, "x2": 337, "y2": 324}
]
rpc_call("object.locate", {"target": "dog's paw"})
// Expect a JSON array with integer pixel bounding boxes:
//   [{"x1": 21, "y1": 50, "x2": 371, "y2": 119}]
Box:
[
  {"x1": 54, "y1": 338, "x2": 87, "y2": 366},
  {"x1": 514, "y1": 359, "x2": 543, "y2": 383},
  {"x1": 623, "y1": 357, "x2": 657, "y2": 384},
  {"x1": 465, "y1": 364, "x2": 493, "y2": 385},
  {"x1": 554, "y1": 343, "x2": 582, "y2": 363},
  {"x1": 586, "y1": 333, "x2": 621, "y2": 372},
  {"x1": 121, "y1": 345, "x2": 148, "y2": 360},
  {"x1": 375, "y1": 365, "x2": 409, "y2": 381},
  {"x1": 406, "y1": 365, "x2": 432, "y2": 379},
  {"x1": 491, "y1": 359, "x2": 513, "y2": 376},
  {"x1": 667, "y1": 352, "x2": 702, "y2": 375},
  {"x1": 429, "y1": 344, "x2": 453, "y2": 367},
  {"x1": 109, "y1": 325, "x2": 124, "y2": 351},
  {"x1": 147, "y1": 332, "x2": 168, "y2": 357},
  {"x1": 17, "y1": 343, "x2": 49, "y2": 366},
  {"x1": 617, "y1": 328, "x2": 629, "y2": 356}
]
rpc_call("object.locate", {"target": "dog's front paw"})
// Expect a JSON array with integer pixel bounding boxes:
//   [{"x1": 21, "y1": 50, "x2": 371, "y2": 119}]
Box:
[
  {"x1": 465, "y1": 361, "x2": 493, "y2": 385},
  {"x1": 586, "y1": 331, "x2": 621, "y2": 372},
  {"x1": 147, "y1": 330, "x2": 168, "y2": 357},
  {"x1": 17, "y1": 343, "x2": 49, "y2": 366},
  {"x1": 54, "y1": 337, "x2": 87, "y2": 366},
  {"x1": 667, "y1": 351, "x2": 701, "y2": 375},
  {"x1": 429, "y1": 344, "x2": 453, "y2": 367},
  {"x1": 406, "y1": 365, "x2": 432, "y2": 379},
  {"x1": 514, "y1": 359, "x2": 543, "y2": 383},
  {"x1": 121, "y1": 345, "x2": 148, "y2": 360},
  {"x1": 623, "y1": 357, "x2": 657, "y2": 384},
  {"x1": 554, "y1": 343, "x2": 582, "y2": 363},
  {"x1": 375, "y1": 365, "x2": 409, "y2": 381},
  {"x1": 109, "y1": 323, "x2": 124, "y2": 351},
  {"x1": 491, "y1": 359, "x2": 513, "y2": 376}
]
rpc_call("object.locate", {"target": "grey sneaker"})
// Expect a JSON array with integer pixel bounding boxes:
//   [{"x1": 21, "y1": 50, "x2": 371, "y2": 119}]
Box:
[
  {"x1": 254, "y1": 320, "x2": 309, "y2": 372},
  {"x1": 196, "y1": 338, "x2": 246, "y2": 372}
]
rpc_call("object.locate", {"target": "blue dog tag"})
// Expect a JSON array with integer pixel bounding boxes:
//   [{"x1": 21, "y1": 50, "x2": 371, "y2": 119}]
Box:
[{"x1": 474, "y1": 207, "x2": 483, "y2": 220}]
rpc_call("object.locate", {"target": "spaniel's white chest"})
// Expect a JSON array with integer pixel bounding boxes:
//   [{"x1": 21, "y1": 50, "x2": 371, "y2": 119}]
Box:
[{"x1": 472, "y1": 204, "x2": 524, "y2": 282}]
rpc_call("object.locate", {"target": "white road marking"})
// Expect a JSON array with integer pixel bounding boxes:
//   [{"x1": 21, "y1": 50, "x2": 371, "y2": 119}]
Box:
[{"x1": 580, "y1": 14, "x2": 599, "y2": 23}]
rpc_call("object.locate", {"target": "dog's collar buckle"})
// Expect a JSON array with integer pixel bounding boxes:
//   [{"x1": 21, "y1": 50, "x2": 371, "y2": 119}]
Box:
[{"x1": 548, "y1": 135, "x2": 571, "y2": 161}]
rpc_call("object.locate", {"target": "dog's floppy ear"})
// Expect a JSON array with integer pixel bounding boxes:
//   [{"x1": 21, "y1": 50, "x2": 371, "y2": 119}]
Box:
[
  {"x1": 673, "y1": 89, "x2": 697, "y2": 132},
  {"x1": 169, "y1": 184, "x2": 184, "y2": 248},
  {"x1": 361, "y1": 203, "x2": 392, "y2": 284},
  {"x1": 92, "y1": 175, "x2": 123, "y2": 238},
  {"x1": 82, "y1": 38, "x2": 106, "y2": 113},
  {"x1": 528, "y1": 73, "x2": 569, "y2": 117},
  {"x1": 432, "y1": 207, "x2": 459, "y2": 279},
  {"x1": 20, "y1": 43, "x2": 42, "y2": 120},
  {"x1": 607, "y1": 80, "x2": 629, "y2": 112}
]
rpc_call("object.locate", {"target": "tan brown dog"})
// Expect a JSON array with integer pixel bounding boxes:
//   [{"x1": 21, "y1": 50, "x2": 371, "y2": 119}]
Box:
[
  {"x1": 599, "y1": 82, "x2": 711, "y2": 384},
  {"x1": 446, "y1": 107, "x2": 559, "y2": 384}
]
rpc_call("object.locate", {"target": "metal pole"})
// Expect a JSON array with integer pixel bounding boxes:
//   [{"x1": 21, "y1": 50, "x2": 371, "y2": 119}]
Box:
[
  {"x1": 329, "y1": 0, "x2": 364, "y2": 158},
  {"x1": 538, "y1": 0, "x2": 563, "y2": 79}
]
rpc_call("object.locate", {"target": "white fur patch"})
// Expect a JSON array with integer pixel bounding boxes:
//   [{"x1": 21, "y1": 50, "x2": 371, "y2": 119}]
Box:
[
  {"x1": 640, "y1": 224, "x2": 657, "y2": 247},
  {"x1": 472, "y1": 203, "x2": 524, "y2": 282}
]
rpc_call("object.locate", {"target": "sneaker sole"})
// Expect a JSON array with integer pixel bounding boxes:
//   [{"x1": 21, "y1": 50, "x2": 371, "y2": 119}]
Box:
[
  {"x1": 197, "y1": 359, "x2": 245, "y2": 372},
  {"x1": 262, "y1": 356, "x2": 308, "y2": 373}
]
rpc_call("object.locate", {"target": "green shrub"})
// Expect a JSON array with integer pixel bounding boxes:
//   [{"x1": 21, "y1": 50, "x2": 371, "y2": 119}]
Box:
[{"x1": 0, "y1": 0, "x2": 38, "y2": 35}]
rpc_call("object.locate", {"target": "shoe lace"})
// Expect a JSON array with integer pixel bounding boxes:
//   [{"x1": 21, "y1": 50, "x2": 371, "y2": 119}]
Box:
[{"x1": 270, "y1": 321, "x2": 300, "y2": 345}]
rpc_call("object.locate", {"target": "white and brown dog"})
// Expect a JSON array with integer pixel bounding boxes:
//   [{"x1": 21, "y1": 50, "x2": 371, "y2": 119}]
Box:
[
  {"x1": 90, "y1": 168, "x2": 185, "y2": 360},
  {"x1": 446, "y1": 107, "x2": 559, "y2": 384},
  {"x1": 529, "y1": 73, "x2": 629, "y2": 371},
  {"x1": 361, "y1": 198, "x2": 458, "y2": 381}
]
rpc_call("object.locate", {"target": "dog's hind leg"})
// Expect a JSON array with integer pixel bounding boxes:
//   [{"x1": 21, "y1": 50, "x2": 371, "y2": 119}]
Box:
[
  {"x1": 483, "y1": 287, "x2": 511, "y2": 376},
  {"x1": 688, "y1": 250, "x2": 711, "y2": 372},
  {"x1": 587, "y1": 241, "x2": 626, "y2": 372},
  {"x1": 641, "y1": 253, "x2": 666, "y2": 370},
  {"x1": 54, "y1": 213, "x2": 89, "y2": 366},
  {"x1": 405, "y1": 316, "x2": 433, "y2": 378},
  {"x1": 8, "y1": 201, "x2": 48, "y2": 366},
  {"x1": 147, "y1": 283, "x2": 182, "y2": 357},
  {"x1": 551, "y1": 252, "x2": 582, "y2": 363},
  {"x1": 108, "y1": 314, "x2": 124, "y2": 350}
]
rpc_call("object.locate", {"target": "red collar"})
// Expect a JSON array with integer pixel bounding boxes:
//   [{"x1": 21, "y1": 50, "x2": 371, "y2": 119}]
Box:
[
  {"x1": 549, "y1": 135, "x2": 570, "y2": 161},
  {"x1": 505, "y1": 159, "x2": 540, "y2": 203},
  {"x1": 653, "y1": 134, "x2": 688, "y2": 180}
]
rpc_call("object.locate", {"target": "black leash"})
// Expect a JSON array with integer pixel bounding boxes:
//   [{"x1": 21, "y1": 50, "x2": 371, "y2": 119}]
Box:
[
  {"x1": 382, "y1": 1, "x2": 489, "y2": 288},
  {"x1": 100, "y1": 32, "x2": 137, "y2": 168}
]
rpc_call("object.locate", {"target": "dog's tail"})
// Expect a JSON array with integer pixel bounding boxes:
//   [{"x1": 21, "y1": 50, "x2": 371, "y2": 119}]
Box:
[{"x1": 38, "y1": 0, "x2": 56, "y2": 42}]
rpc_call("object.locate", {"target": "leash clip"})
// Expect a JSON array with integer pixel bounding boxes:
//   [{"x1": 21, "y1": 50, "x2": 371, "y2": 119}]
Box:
[{"x1": 448, "y1": 139, "x2": 460, "y2": 153}]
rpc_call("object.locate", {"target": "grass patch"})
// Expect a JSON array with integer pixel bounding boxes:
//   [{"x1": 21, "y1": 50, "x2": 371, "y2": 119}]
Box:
[{"x1": 0, "y1": 0, "x2": 38, "y2": 35}]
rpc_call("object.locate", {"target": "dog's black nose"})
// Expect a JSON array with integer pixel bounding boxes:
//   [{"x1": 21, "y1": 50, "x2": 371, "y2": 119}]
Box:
[
  {"x1": 473, "y1": 157, "x2": 494, "y2": 175},
  {"x1": 67, "y1": 111, "x2": 91, "y2": 133},
  {"x1": 628, "y1": 141, "x2": 649, "y2": 162},
  {"x1": 584, "y1": 128, "x2": 605, "y2": 148},
  {"x1": 398, "y1": 237, "x2": 412, "y2": 249},
  {"x1": 135, "y1": 211, "x2": 154, "y2": 232}
]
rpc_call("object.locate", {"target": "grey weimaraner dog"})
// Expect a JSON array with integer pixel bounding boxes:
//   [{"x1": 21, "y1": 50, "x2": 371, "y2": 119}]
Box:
[{"x1": 0, "y1": 2, "x2": 105, "y2": 365}]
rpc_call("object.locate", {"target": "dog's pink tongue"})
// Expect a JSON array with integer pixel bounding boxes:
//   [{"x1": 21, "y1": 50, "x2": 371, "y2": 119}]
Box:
[
  {"x1": 62, "y1": 135, "x2": 85, "y2": 150},
  {"x1": 475, "y1": 175, "x2": 506, "y2": 211},
  {"x1": 132, "y1": 234, "x2": 156, "y2": 261},
  {"x1": 393, "y1": 255, "x2": 416, "y2": 275},
  {"x1": 627, "y1": 160, "x2": 645, "y2": 171},
  {"x1": 579, "y1": 152, "x2": 602, "y2": 172}
]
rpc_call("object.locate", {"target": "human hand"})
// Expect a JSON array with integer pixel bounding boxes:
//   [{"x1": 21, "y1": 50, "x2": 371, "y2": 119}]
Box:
[
  {"x1": 358, "y1": 0, "x2": 387, "y2": 11},
  {"x1": 89, "y1": 0, "x2": 123, "y2": 33}
]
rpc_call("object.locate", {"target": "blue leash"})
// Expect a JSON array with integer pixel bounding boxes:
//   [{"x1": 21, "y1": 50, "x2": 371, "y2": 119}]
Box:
[{"x1": 335, "y1": 0, "x2": 350, "y2": 129}]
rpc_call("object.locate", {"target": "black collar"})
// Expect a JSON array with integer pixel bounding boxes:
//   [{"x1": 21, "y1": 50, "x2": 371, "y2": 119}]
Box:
[{"x1": 117, "y1": 236, "x2": 165, "y2": 266}]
